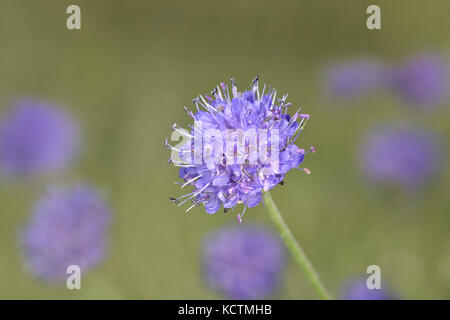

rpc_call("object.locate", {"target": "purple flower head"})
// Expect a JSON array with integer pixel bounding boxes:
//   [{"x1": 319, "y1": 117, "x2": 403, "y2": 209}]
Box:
[
  {"x1": 359, "y1": 125, "x2": 444, "y2": 189},
  {"x1": 0, "y1": 99, "x2": 79, "y2": 178},
  {"x1": 20, "y1": 185, "x2": 110, "y2": 282},
  {"x1": 166, "y1": 77, "x2": 314, "y2": 221},
  {"x1": 323, "y1": 59, "x2": 387, "y2": 100},
  {"x1": 203, "y1": 225, "x2": 285, "y2": 299},
  {"x1": 341, "y1": 278, "x2": 394, "y2": 300},
  {"x1": 390, "y1": 54, "x2": 449, "y2": 108}
]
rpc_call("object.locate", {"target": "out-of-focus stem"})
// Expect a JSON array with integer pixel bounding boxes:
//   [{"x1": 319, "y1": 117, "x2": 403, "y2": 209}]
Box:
[{"x1": 263, "y1": 191, "x2": 331, "y2": 300}]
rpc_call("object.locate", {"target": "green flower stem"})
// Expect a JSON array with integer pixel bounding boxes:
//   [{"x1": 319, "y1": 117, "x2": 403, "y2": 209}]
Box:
[{"x1": 263, "y1": 191, "x2": 331, "y2": 300}]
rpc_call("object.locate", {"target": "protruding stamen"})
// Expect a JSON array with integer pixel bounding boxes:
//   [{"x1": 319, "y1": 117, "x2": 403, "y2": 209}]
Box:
[
  {"x1": 168, "y1": 158, "x2": 173, "y2": 164},
  {"x1": 177, "y1": 182, "x2": 211, "y2": 207},
  {"x1": 169, "y1": 197, "x2": 180, "y2": 203},
  {"x1": 216, "y1": 85, "x2": 224, "y2": 100},
  {"x1": 199, "y1": 95, "x2": 217, "y2": 112},
  {"x1": 252, "y1": 76, "x2": 260, "y2": 100},
  {"x1": 300, "y1": 114, "x2": 310, "y2": 119},
  {"x1": 260, "y1": 84, "x2": 266, "y2": 101},
  {"x1": 252, "y1": 75, "x2": 259, "y2": 86},
  {"x1": 173, "y1": 127, "x2": 193, "y2": 139},
  {"x1": 224, "y1": 207, "x2": 229, "y2": 213},
  {"x1": 278, "y1": 94, "x2": 288, "y2": 106},
  {"x1": 186, "y1": 200, "x2": 198, "y2": 213},
  {"x1": 192, "y1": 97, "x2": 200, "y2": 111},
  {"x1": 310, "y1": 145, "x2": 316, "y2": 153},
  {"x1": 289, "y1": 113, "x2": 311, "y2": 143},
  {"x1": 172, "y1": 163, "x2": 196, "y2": 168},
  {"x1": 289, "y1": 128, "x2": 302, "y2": 144},
  {"x1": 303, "y1": 168, "x2": 311, "y2": 175},
  {"x1": 164, "y1": 138, "x2": 181, "y2": 152},
  {"x1": 238, "y1": 203, "x2": 249, "y2": 223},
  {"x1": 230, "y1": 77, "x2": 238, "y2": 98},
  {"x1": 271, "y1": 90, "x2": 277, "y2": 109},
  {"x1": 171, "y1": 193, "x2": 192, "y2": 201},
  {"x1": 183, "y1": 106, "x2": 194, "y2": 118},
  {"x1": 279, "y1": 180, "x2": 285, "y2": 186},
  {"x1": 290, "y1": 111, "x2": 300, "y2": 124},
  {"x1": 181, "y1": 174, "x2": 203, "y2": 188}
]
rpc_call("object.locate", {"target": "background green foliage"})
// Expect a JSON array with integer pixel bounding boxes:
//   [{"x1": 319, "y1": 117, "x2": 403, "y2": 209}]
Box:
[{"x1": 0, "y1": 0, "x2": 449, "y2": 299}]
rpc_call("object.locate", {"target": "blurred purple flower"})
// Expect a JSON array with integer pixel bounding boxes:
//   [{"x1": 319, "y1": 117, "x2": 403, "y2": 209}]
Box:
[
  {"x1": 323, "y1": 60, "x2": 387, "y2": 100},
  {"x1": 341, "y1": 278, "x2": 394, "y2": 300},
  {"x1": 390, "y1": 54, "x2": 449, "y2": 108},
  {"x1": 0, "y1": 99, "x2": 79, "y2": 178},
  {"x1": 359, "y1": 125, "x2": 445, "y2": 189},
  {"x1": 203, "y1": 225, "x2": 285, "y2": 299},
  {"x1": 20, "y1": 185, "x2": 110, "y2": 282}
]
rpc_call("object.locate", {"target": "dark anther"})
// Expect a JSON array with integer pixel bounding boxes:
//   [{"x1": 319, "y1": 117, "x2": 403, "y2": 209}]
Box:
[
  {"x1": 279, "y1": 180, "x2": 285, "y2": 186},
  {"x1": 224, "y1": 208, "x2": 230, "y2": 213},
  {"x1": 169, "y1": 197, "x2": 180, "y2": 203},
  {"x1": 230, "y1": 77, "x2": 236, "y2": 86}
]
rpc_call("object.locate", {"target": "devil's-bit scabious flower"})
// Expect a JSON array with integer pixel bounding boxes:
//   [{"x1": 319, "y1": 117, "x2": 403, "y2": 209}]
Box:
[
  {"x1": 203, "y1": 225, "x2": 285, "y2": 299},
  {"x1": 20, "y1": 185, "x2": 110, "y2": 282},
  {"x1": 323, "y1": 59, "x2": 387, "y2": 101},
  {"x1": 0, "y1": 99, "x2": 79, "y2": 178},
  {"x1": 390, "y1": 54, "x2": 449, "y2": 108},
  {"x1": 359, "y1": 125, "x2": 444, "y2": 189},
  {"x1": 341, "y1": 278, "x2": 394, "y2": 300},
  {"x1": 166, "y1": 77, "x2": 314, "y2": 221}
]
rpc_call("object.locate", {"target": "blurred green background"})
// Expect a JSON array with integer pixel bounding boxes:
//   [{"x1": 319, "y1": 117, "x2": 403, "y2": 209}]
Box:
[{"x1": 1, "y1": 0, "x2": 450, "y2": 299}]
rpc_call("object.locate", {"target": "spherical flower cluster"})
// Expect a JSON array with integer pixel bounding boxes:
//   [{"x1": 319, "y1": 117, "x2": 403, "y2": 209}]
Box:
[
  {"x1": 0, "y1": 99, "x2": 79, "y2": 178},
  {"x1": 203, "y1": 225, "x2": 285, "y2": 299},
  {"x1": 359, "y1": 125, "x2": 444, "y2": 189},
  {"x1": 167, "y1": 77, "x2": 313, "y2": 221},
  {"x1": 341, "y1": 278, "x2": 394, "y2": 300},
  {"x1": 390, "y1": 54, "x2": 449, "y2": 108},
  {"x1": 20, "y1": 185, "x2": 110, "y2": 282}
]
